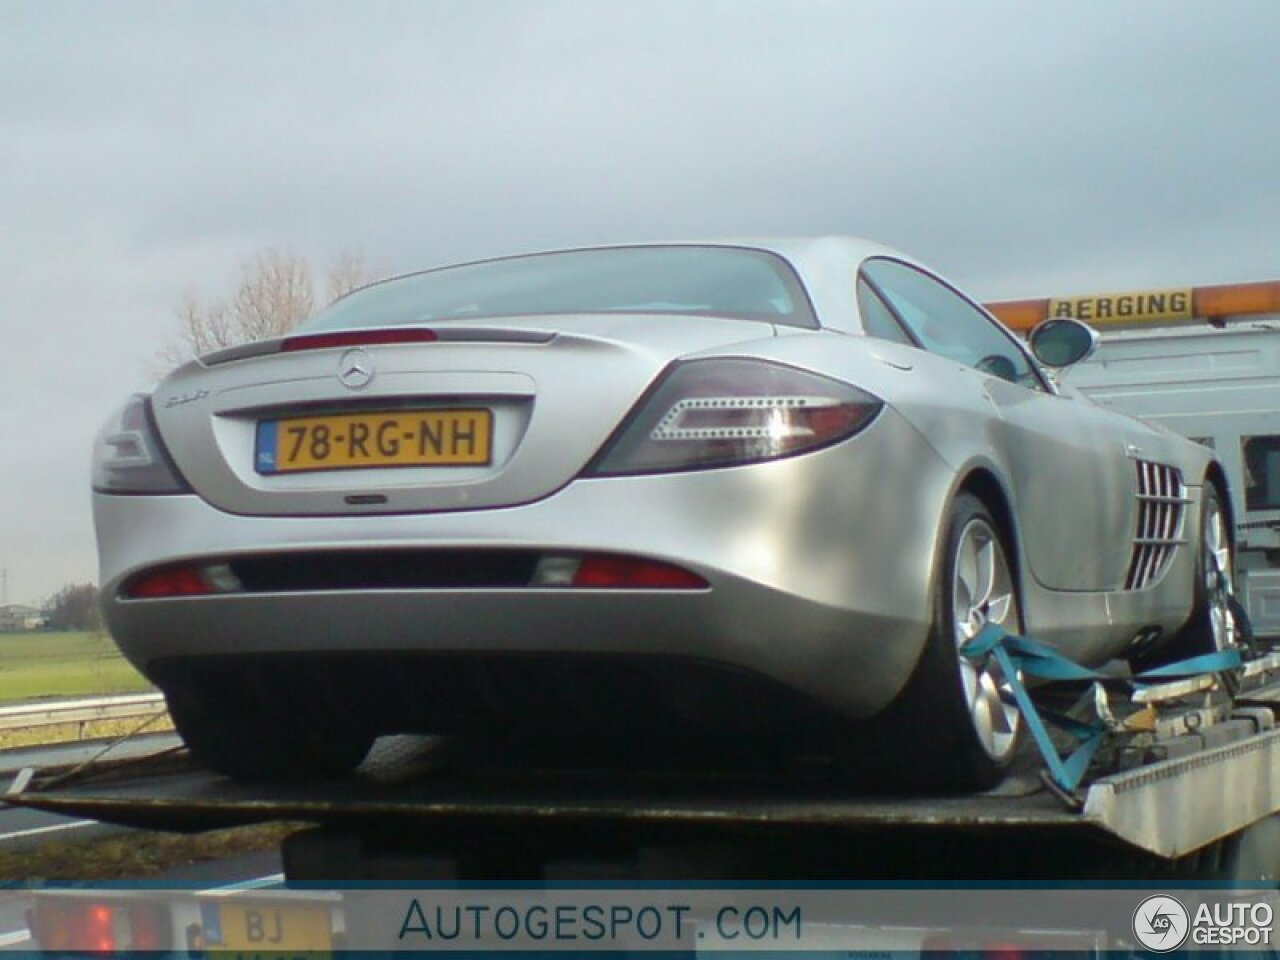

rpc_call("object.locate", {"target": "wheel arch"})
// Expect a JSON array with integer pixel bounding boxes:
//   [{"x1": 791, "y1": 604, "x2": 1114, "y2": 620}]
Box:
[
  {"x1": 1203, "y1": 462, "x2": 1236, "y2": 552},
  {"x1": 955, "y1": 467, "x2": 1026, "y2": 616},
  {"x1": 867, "y1": 465, "x2": 1026, "y2": 788}
]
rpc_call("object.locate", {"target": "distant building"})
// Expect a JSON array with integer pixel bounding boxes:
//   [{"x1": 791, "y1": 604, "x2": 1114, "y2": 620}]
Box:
[{"x1": 0, "y1": 604, "x2": 46, "y2": 632}]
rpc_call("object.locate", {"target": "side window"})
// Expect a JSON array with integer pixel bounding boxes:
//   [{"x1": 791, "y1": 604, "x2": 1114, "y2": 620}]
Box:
[
  {"x1": 860, "y1": 258, "x2": 1044, "y2": 390},
  {"x1": 855, "y1": 277, "x2": 915, "y2": 345},
  {"x1": 1243, "y1": 436, "x2": 1280, "y2": 510}
]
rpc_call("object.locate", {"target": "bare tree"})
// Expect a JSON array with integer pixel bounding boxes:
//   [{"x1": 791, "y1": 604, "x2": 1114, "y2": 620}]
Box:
[
  {"x1": 327, "y1": 248, "x2": 377, "y2": 304},
  {"x1": 159, "y1": 248, "x2": 379, "y2": 368}
]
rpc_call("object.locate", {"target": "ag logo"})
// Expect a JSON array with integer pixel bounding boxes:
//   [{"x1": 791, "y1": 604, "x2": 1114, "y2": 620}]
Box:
[{"x1": 1132, "y1": 895, "x2": 1190, "y2": 952}]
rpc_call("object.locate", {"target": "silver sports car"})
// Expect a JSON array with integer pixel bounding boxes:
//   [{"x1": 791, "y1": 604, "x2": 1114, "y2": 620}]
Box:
[{"x1": 92, "y1": 238, "x2": 1234, "y2": 788}]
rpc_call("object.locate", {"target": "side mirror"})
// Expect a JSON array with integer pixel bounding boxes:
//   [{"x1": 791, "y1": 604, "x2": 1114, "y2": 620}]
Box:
[{"x1": 1028, "y1": 317, "x2": 1100, "y2": 368}]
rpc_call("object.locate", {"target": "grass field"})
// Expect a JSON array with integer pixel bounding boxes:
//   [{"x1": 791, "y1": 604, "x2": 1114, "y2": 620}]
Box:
[
  {"x1": 0, "y1": 630, "x2": 154, "y2": 703},
  {"x1": 0, "y1": 821, "x2": 299, "y2": 880}
]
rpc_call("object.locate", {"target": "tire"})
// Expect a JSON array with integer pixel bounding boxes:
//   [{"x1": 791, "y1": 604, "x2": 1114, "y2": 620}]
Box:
[
  {"x1": 165, "y1": 684, "x2": 374, "y2": 782},
  {"x1": 861, "y1": 493, "x2": 1023, "y2": 791},
  {"x1": 1133, "y1": 483, "x2": 1237, "y2": 671}
]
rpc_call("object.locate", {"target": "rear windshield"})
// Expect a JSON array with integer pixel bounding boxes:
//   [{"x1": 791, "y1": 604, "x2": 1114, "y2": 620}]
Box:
[{"x1": 301, "y1": 246, "x2": 817, "y2": 331}]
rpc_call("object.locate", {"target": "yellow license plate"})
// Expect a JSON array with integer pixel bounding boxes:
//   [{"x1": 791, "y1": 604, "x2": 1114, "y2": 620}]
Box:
[
  {"x1": 213, "y1": 902, "x2": 333, "y2": 953},
  {"x1": 255, "y1": 409, "x2": 493, "y2": 474}
]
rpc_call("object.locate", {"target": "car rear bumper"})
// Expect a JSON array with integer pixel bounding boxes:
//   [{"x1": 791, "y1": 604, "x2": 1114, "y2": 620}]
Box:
[{"x1": 96, "y1": 416, "x2": 953, "y2": 722}]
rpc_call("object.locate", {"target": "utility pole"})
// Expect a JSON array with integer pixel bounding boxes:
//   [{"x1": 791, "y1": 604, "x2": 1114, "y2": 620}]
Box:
[{"x1": 1, "y1": 568, "x2": 7, "y2": 607}]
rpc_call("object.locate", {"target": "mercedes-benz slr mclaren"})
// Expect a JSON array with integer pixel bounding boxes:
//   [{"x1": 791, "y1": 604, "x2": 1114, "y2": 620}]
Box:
[{"x1": 92, "y1": 238, "x2": 1235, "y2": 787}]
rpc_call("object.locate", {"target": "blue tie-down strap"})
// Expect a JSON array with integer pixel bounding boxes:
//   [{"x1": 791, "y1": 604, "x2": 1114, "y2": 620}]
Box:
[
  {"x1": 962, "y1": 626, "x2": 1246, "y2": 801},
  {"x1": 1133, "y1": 647, "x2": 1243, "y2": 680},
  {"x1": 961, "y1": 624, "x2": 1113, "y2": 800}
]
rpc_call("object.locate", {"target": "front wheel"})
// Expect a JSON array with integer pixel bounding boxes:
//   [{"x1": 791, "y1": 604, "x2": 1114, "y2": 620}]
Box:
[{"x1": 862, "y1": 493, "x2": 1023, "y2": 791}]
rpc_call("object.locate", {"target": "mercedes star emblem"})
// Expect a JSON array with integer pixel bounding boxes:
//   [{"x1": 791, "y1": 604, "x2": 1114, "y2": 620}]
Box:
[{"x1": 337, "y1": 348, "x2": 375, "y2": 389}]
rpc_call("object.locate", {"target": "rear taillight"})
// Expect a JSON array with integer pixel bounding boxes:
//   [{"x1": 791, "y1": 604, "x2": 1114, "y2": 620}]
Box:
[
  {"x1": 125, "y1": 563, "x2": 241, "y2": 599},
  {"x1": 91, "y1": 395, "x2": 191, "y2": 494},
  {"x1": 573, "y1": 555, "x2": 707, "y2": 588},
  {"x1": 532, "y1": 554, "x2": 707, "y2": 589},
  {"x1": 31, "y1": 899, "x2": 171, "y2": 953},
  {"x1": 281, "y1": 328, "x2": 438, "y2": 351},
  {"x1": 588, "y1": 358, "x2": 882, "y2": 475}
]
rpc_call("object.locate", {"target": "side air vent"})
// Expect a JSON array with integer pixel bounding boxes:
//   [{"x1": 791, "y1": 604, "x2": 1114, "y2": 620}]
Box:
[{"x1": 1125, "y1": 461, "x2": 1188, "y2": 590}]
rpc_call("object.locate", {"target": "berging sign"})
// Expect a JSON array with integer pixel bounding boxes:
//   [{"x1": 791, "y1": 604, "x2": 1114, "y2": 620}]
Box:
[{"x1": 1049, "y1": 288, "x2": 1194, "y2": 325}]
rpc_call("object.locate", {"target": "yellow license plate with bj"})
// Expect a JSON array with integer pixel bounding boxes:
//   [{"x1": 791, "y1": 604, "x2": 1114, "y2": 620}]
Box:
[
  {"x1": 212, "y1": 901, "x2": 333, "y2": 953},
  {"x1": 255, "y1": 409, "x2": 493, "y2": 474}
]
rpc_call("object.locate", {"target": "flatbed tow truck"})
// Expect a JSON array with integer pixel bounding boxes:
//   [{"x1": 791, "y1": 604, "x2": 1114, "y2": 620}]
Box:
[
  {"x1": 9, "y1": 625, "x2": 1279, "y2": 880},
  {"x1": 6, "y1": 631, "x2": 1280, "y2": 955}
]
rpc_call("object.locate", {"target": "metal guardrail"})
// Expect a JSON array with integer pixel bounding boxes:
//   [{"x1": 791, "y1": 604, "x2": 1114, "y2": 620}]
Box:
[{"x1": 0, "y1": 693, "x2": 168, "y2": 735}]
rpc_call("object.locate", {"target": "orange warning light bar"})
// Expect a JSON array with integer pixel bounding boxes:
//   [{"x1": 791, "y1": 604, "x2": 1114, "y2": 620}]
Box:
[{"x1": 985, "y1": 279, "x2": 1280, "y2": 333}]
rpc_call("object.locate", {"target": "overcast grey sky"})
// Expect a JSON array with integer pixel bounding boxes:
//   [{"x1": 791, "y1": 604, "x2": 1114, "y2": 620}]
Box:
[{"x1": 3, "y1": 1, "x2": 1279, "y2": 605}]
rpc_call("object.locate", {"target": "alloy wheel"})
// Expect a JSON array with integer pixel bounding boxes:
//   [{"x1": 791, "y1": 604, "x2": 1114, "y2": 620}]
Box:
[
  {"x1": 1203, "y1": 495, "x2": 1235, "y2": 652},
  {"x1": 952, "y1": 517, "x2": 1021, "y2": 762}
]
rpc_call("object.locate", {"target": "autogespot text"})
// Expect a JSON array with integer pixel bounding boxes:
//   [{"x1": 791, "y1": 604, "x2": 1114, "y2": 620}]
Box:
[{"x1": 398, "y1": 898, "x2": 803, "y2": 947}]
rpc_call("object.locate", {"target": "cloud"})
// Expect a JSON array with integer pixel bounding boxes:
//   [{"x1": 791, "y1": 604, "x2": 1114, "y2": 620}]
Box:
[{"x1": 2, "y1": 0, "x2": 1279, "y2": 602}]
